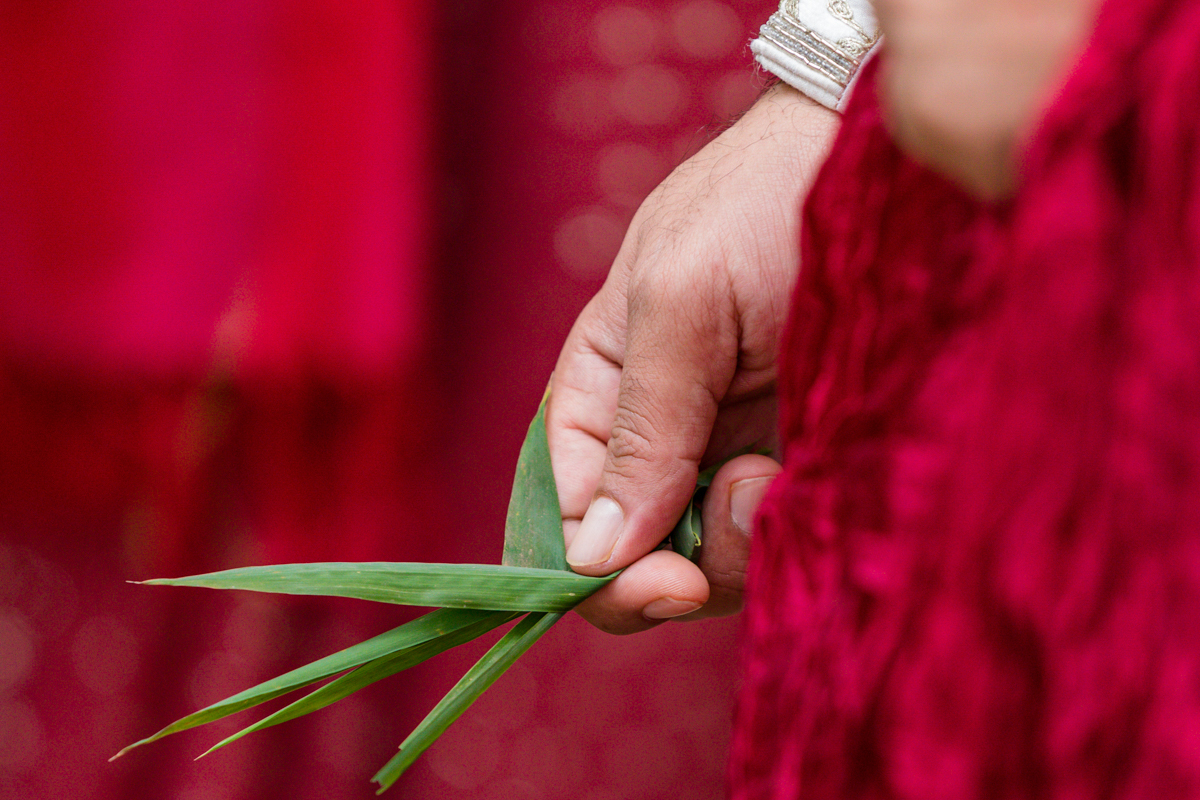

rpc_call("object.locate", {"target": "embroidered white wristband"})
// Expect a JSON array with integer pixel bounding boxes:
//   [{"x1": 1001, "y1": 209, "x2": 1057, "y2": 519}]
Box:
[{"x1": 751, "y1": 0, "x2": 882, "y2": 113}]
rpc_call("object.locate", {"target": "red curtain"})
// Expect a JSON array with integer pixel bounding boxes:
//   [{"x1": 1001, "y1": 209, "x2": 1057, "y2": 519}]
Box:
[{"x1": 0, "y1": 1, "x2": 775, "y2": 797}]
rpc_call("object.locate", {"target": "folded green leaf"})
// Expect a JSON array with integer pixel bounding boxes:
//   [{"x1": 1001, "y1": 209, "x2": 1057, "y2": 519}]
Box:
[
  {"x1": 111, "y1": 607, "x2": 503, "y2": 760},
  {"x1": 372, "y1": 611, "x2": 562, "y2": 793},
  {"x1": 669, "y1": 488, "x2": 705, "y2": 562},
  {"x1": 503, "y1": 387, "x2": 569, "y2": 571},
  {"x1": 664, "y1": 445, "x2": 774, "y2": 561},
  {"x1": 138, "y1": 562, "x2": 614, "y2": 612},
  {"x1": 199, "y1": 610, "x2": 521, "y2": 758}
]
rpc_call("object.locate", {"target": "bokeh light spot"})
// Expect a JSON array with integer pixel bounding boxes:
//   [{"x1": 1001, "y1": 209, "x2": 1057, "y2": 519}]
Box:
[
  {"x1": 611, "y1": 65, "x2": 686, "y2": 126},
  {"x1": 591, "y1": 6, "x2": 659, "y2": 67},
  {"x1": 594, "y1": 142, "x2": 670, "y2": 205},
  {"x1": 709, "y1": 70, "x2": 761, "y2": 119},
  {"x1": 0, "y1": 612, "x2": 35, "y2": 692},
  {"x1": 670, "y1": 0, "x2": 743, "y2": 60},
  {"x1": 0, "y1": 699, "x2": 43, "y2": 772},
  {"x1": 552, "y1": 76, "x2": 614, "y2": 137},
  {"x1": 553, "y1": 207, "x2": 627, "y2": 280}
]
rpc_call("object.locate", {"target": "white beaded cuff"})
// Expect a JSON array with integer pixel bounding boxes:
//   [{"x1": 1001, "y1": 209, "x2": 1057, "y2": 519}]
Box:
[{"x1": 751, "y1": 0, "x2": 881, "y2": 113}]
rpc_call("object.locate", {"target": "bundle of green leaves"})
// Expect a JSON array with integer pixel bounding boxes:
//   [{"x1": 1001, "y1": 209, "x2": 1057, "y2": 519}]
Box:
[{"x1": 112, "y1": 391, "x2": 714, "y2": 792}]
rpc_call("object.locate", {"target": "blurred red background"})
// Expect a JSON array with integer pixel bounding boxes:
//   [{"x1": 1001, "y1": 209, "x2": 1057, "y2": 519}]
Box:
[{"x1": 0, "y1": 1, "x2": 776, "y2": 797}]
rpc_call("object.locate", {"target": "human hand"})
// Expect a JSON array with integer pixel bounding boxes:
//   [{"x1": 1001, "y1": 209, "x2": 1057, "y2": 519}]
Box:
[
  {"x1": 875, "y1": 0, "x2": 1102, "y2": 198},
  {"x1": 545, "y1": 84, "x2": 839, "y2": 634}
]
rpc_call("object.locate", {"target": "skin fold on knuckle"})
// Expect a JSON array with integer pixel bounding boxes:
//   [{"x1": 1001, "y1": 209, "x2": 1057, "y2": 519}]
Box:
[
  {"x1": 605, "y1": 391, "x2": 669, "y2": 484},
  {"x1": 606, "y1": 418, "x2": 656, "y2": 480},
  {"x1": 698, "y1": 526, "x2": 750, "y2": 597},
  {"x1": 615, "y1": 363, "x2": 715, "y2": 441},
  {"x1": 703, "y1": 561, "x2": 747, "y2": 595}
]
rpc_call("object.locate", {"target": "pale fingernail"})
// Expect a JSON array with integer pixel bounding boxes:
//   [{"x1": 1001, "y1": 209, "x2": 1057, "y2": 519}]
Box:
[
  {"x1": 566, "y1": 496, "x2": 624, "y2": 567},
  {"x1": 642, "y1": 597, "x2": 702, "y2": 620},
  {"x1": 730, "y1": 477, "x2": 774, "y2": 535}
]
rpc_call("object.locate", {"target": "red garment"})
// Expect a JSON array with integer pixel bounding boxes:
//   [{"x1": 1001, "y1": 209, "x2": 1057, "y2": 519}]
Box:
[{"x1": 733, "y1": 0, "x2": 1200, "y2": 797}]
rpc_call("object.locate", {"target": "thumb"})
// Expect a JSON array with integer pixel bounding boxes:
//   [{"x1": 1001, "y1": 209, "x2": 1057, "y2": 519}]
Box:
[{"x1": 565, "y1": 271, "x2": 738, "y2": 575}]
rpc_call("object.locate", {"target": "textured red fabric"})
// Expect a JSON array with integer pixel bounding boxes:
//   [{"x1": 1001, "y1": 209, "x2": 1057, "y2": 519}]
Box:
[{"x1": 732, "y1": 0, "x2": 1200, "y2": 797}]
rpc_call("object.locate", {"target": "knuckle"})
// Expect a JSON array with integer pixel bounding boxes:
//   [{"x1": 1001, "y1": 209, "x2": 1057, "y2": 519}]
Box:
[
  {"x1": 607, "y1": 399, "x2": 658, "y2": 478},
  {"x1": 627, "y1": 259, "x2": 724, "y2": 334},
  {"x1": 704, "y1": 563, "x2": 747, "y2": 594},
  {"x1": 604, "y1": 385, "x2": 704, "y2": 488}
]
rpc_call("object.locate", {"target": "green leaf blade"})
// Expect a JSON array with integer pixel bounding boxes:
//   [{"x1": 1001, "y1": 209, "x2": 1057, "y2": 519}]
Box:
[
  {"x1": 139, "y1": 563, "x2": 612, "y2": 612},
  {"x1": 372, "y1": 611, "x2": 563, "y2": 793},
  {"x1": 503, "y1": 388, "x2": 569, "y2": 571},
  {"x1": 199, "y1": 610, "x2": 521, "y2": 757},
  {"x1": 111, "y1": 607, "x2": 502, "y2": 760}
]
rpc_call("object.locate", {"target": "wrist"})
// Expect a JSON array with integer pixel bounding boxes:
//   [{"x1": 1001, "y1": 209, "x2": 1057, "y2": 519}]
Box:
[{"x1": 740, "y1": 83, "x2": 841, "y2": 171}]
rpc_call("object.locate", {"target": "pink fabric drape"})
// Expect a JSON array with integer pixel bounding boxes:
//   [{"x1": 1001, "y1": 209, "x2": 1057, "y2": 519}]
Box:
[
  {"x1": 733, "y1": 0, "x2": 1200, "y2": 796},
  {"x1": 1, "y1": 0, "x2": 438, "y2": 566},
  {"x1": 1, "y1": 1, "x2": 776, "y2": 797}
]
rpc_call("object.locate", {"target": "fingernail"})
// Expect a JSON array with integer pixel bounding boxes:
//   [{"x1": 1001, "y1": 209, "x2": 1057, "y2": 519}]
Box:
[
  {"x1": 566, "y1": 496, "x2": 624, "y2": 567},
  {"x1": 730, "y1": 477, "x2": 773, "y2": 535},
  {"x1": 642, "y1": 597, "x2": 702, "y2": 620}
]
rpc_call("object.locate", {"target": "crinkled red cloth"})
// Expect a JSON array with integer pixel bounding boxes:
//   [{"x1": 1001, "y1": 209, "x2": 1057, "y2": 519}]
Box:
[{"x1": 732, "y1": 0, "x2": 1200, "y2": 797}]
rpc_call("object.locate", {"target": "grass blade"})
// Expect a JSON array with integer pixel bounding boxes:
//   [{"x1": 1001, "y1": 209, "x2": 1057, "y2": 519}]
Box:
[
  {"x1": 372, "y1": 611, "x2": 562, "y2": 793},
  {"x1": 199, "y1": 610, "x2": 521, "y2": 757},
  {"x1": 138, "y1": 563, "x2": 613, "y2": 612},
  {"x1": 669, "y1": 490, "x2": 704, "y2": 562},
  {"x1": 502, "y1": 388, "x2": 569, "y2": 570},
  {"x1": 112, "y1": 607, "x2": 501, "y2": 759}
]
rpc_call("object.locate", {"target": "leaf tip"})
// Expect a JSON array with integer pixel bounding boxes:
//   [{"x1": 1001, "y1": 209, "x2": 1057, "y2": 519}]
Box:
[
  {"x1": 195, "y1": 737, "x2": 232, "y2": 761},
  {"x1": 110, "y1": 736, "x2": 153, "y2": 760}
]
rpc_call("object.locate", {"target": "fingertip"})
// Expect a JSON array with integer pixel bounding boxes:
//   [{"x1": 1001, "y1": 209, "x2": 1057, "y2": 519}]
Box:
[
  {"x1": 707, "y1": 454, "x2": 782, "y2": 540},
  {"x1": 705, "y1": 455, "x2": 782, "y2": 537},
  {"x1": 730, "y1": 475, "x2": 776, "y2": 535},
  {"x1": 709, "y1": 454, "x2": 782, "y2": 506},
  {"x1": 692, "y1": 454, "x2": 781, "y2": 617}
]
